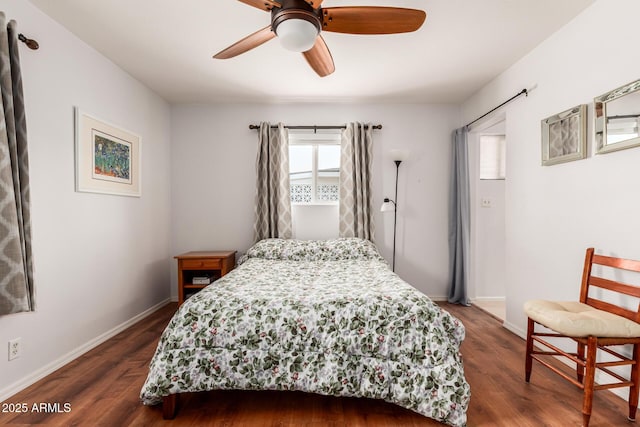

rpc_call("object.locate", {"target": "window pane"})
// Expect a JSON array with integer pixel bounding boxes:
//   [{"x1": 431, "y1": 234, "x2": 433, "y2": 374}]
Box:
[
  {"x1": 291, "y1": 183, "x2": 313, "y2": 203},
  {"x1": 318, "y1": 145, "x2": 340, "y2": 172},
  {"x1": 317, "y1": 145, "x2": 340, "y2": 202},
  {"x1": 317, "y1": 181, "x2": 339, "y2": 202},
  {"x1": 290, "y1": 145, "x2": 312, "y2": 203},
  {"x1": 479, "y1": 135, "x2": 506, "y2": 180},
  {"x1": 289, "y1": 145, "x2": 312, "y2": 174}
]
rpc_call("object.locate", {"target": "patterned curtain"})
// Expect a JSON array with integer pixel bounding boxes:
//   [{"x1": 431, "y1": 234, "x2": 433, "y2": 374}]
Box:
[
  {"x1": 339, "y1": 122, "x2": 374, "y2": 240},
  {"x1": 254, "y1": 122, "x2": 292, "y2": 242},
  {"x1": 448, "y1": 127, "x2": 470, "y2": 306},
  {"x1": 0, "y1": 13, "x2": 34, "y2": 315}
]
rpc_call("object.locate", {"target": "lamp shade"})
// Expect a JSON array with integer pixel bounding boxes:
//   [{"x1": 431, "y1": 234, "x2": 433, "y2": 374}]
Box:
[
  {"x1": 276, "y1": 18, "x2": 319, "y2": 52},
  {"x1": 380, "y1": 199, "x2": 395, "y2": 212},
  {"x1": 389, "y1": 149, "x2": 410, "y2": 162}
]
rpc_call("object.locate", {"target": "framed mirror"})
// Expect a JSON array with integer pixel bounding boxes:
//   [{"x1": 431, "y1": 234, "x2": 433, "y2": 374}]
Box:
[
  {"x1": 594, "y1": 79, "x2": 640, "y2": 154},
  {"x1": 541, "y1": 104, "x2": 587, "y2": 166}
]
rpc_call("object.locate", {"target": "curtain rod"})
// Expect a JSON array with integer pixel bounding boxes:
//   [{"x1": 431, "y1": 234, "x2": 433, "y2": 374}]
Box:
[
  {"x1": 18, "y1": 33, "x2": 39, "y2": 50},
  {"x1": 466, "y1": 88, "x2": 528, "y2": 128},
  {"x1": 249, "y1": 124, "x2": 382, "y2": 131}
]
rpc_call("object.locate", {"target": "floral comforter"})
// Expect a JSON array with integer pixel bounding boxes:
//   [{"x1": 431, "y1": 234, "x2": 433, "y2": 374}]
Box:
[{"x1": 140, "y1": 238, "x2": 470, "y2": 427}]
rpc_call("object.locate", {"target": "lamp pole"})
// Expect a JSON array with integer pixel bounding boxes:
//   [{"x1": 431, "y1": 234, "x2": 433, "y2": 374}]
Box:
[
  {"x1": 383, "y1": 160, "x2": 401, "y2": 272},
  {"x1": 392, "y1": 160, "x2": 401, "y2": 271},
  {"x1": 381, "y1": 157, "x2": 403, "y2": 272}
]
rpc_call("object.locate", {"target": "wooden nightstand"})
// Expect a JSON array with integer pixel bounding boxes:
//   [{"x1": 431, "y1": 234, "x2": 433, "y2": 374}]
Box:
[{"x1": 174, "y1": 251, "x2": 236, "y2": 305}]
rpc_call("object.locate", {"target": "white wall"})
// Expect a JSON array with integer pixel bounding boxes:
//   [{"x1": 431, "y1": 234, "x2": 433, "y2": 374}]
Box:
[
  {"x1": 291, "y1": 205, "x2": 339, "y2": 240},
  {"x1": 462, "y1": 0, "x2": 640, "y2": 335},
  {"x1": 0, "y1": 1, "x2": 172, "y2": 398},
  {"x1": 474, "y1": 178, "x2": 505, "y2": 299},
  {"x1": 170, "y1": 103, "x2": 460, "y2": 299}
]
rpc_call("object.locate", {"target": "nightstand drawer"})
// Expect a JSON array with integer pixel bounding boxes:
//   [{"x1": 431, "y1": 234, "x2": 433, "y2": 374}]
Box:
[{"x1": 182, "y1": 258, "x2": 221, "y2": 269}]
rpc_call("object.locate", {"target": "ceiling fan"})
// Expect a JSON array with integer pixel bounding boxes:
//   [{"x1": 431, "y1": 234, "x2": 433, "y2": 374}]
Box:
[{"x1": 213, "y1": 0, "x2": 427, "y2": 77}]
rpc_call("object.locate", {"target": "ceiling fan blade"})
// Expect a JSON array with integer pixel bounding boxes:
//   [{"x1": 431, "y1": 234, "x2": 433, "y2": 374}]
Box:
[
  {"x1": 213, "y1": 26, "x2": 276, "y2": 59},
  {"x1": 238, "y1": 0, "x2": 281, "y2": 12},
  {"x1": 322, "y1": 7, "x2": 426, "y2": 34},
  {"x1": 302, "y1": 35, "x2": 335, "y2": 77},
  {"x1": 307, "y1": 0, "x2": 324, "y2": 8}
]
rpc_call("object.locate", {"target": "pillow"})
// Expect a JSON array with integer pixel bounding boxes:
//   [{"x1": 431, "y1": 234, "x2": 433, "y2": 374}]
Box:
[
  {"x1": 320, "y1": 238, "x2": 384, "y2": 261},
  {"x1": 241, "y1": 238, "x2": 384, "y2": 263}
]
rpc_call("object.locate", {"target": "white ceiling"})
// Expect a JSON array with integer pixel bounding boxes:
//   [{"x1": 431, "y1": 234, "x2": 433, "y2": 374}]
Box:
[{"x1": 28, "y1": 0, "x2": 594, "y2": 104}]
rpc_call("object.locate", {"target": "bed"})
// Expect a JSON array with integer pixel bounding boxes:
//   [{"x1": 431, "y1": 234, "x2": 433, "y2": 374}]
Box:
[{"x1": 140, "y1": 238, "x2": 470, "y2": 427}]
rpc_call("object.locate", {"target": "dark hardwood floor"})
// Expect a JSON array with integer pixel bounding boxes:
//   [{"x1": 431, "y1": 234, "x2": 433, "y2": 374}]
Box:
[{"x1": 0, "y1": 302, "x2": 631, "y2": 426}]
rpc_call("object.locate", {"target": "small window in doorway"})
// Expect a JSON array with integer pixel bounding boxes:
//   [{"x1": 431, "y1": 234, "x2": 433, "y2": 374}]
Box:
[{"x1": 479, "y1": 135, "x2": 506, "y2": 180}]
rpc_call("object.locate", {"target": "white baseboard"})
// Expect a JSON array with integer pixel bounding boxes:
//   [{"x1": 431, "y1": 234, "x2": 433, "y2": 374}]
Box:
[
  {"x1": 471, "y1": 296, "x2": 506, "y2": 302},
  {"x1": 0, "y1": 298, "x2": 171, "y2": 402},
  {"x1": 503, "y1": 320, "x2": 526, "y2": 339},
  {"x1": 435, "y1": 296, "x2": 506, "y2": 304},
  {"x1": 431, "y1": 296, "x2": 506, "y2": 303}
]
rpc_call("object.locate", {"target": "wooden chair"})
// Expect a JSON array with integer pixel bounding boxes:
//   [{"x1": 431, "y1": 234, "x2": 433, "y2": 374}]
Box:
[{"x1": 524, "y1": 247, "x2": 640, "y2": 427}]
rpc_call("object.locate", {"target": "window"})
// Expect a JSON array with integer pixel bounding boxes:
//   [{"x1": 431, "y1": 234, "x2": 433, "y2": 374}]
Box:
[
  {"x1": 289, "y1": 132, "x2": 341, "y2": 204},
  {"x1": 479, "y1": 134, "x2": 506, "y2": 180}
]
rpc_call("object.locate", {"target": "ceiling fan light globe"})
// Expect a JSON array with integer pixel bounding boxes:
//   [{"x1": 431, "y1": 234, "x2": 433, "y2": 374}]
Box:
[{"x1": 276, "y1": 18, "x2": 319, "y2": 52}]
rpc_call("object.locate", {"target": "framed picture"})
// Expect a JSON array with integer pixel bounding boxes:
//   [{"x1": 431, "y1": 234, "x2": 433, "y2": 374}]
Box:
[
  {"x1": 594, "y1": 78, "x2": 640, "y2": 154},
  {"x1": 75, "y1": 108, "x2": 141, "y2": 197},
  {"x1": 541, "y1": 104, "x2": 587, "y2": 166}
]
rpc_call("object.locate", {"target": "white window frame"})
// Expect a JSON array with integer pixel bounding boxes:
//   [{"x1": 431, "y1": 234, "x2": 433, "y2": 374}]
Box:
[{"x1": 289, "y1": 131, "x2": 341, "y2": 206}]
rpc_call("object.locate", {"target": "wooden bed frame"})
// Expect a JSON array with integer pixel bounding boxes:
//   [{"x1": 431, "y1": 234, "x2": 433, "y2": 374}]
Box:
[{"x1": 163, "y1": 395, "x2": 177, "y2": 419}]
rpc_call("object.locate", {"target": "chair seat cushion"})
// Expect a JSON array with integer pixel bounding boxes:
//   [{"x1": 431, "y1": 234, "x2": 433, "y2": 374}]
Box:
[{"x1": 524, "y1": 300, "x2": 640, "y2": 338}]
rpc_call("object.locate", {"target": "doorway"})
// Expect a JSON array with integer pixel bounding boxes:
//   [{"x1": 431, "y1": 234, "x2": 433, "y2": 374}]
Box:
[{"x1": 468, "y1": 118, "x2": 507, "y2": 321}]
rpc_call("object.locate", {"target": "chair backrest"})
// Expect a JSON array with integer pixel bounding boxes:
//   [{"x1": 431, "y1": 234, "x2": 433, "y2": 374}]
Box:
[{"x1": 580, "y1": 247, "x2": 640, "y2": 323}]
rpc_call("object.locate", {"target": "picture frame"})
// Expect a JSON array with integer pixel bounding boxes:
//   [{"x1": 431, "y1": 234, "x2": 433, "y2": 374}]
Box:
[
  {"x1": 541, "y1": 104, "x2": 587, "y2": 166},
  {"x1": 75, "y1": 108, "x2": 141, "y2": 197},
  {"x1": 594, "y1": 78, "x2": 640, "y2": 154}
]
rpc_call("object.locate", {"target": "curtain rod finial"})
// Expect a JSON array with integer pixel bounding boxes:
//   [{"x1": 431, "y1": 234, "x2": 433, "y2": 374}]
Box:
[
  {"x1": 18, "y1": 33, "x2": 39, "y2": 50},
  {"x1": 526, "y1": 84, "x2": 538, "y2": 96}
]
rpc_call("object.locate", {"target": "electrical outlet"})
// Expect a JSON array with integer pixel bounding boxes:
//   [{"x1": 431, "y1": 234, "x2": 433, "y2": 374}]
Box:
[
  {"x1": 481, "y1": 198, "x2": 492, "y2": 208},
  {"x1": 8, "y1": 337, "x2": 21, "y2": 361}
]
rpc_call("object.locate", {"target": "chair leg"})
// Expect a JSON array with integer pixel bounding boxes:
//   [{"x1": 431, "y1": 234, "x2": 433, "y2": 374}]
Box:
[
  {"x1": 629, "y1": 344, "x2": 640, "y2": 421},
  {"x1": 576, "y1": 342, "x2": 585, "y2": 384},
  {"x1": 582, "y1": 337, "x2": 597, "y2": 427},
  {"x1": 525, "y1": 318, "x2": 534, "y2": 382}
]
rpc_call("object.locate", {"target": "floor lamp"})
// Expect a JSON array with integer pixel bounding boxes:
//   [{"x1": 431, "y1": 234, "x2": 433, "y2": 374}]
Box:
[{"x1": 380, "y1": 150, "x2": 407, "y2": 272}]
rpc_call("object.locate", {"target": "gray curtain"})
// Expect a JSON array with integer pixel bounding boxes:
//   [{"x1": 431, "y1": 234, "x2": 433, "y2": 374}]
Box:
[
  {"x1": 339, "y1": 122, "x2": 374, "y2": 240},
  {"x1": 448, "y1": 127, "x2": 470, "y2": 305},
  {"x1": 254, "y1": 122, "x2": 292, "y2": 242},
  {"x1": 0, "y1": 14, "x2": 34, "y2": 315}
]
